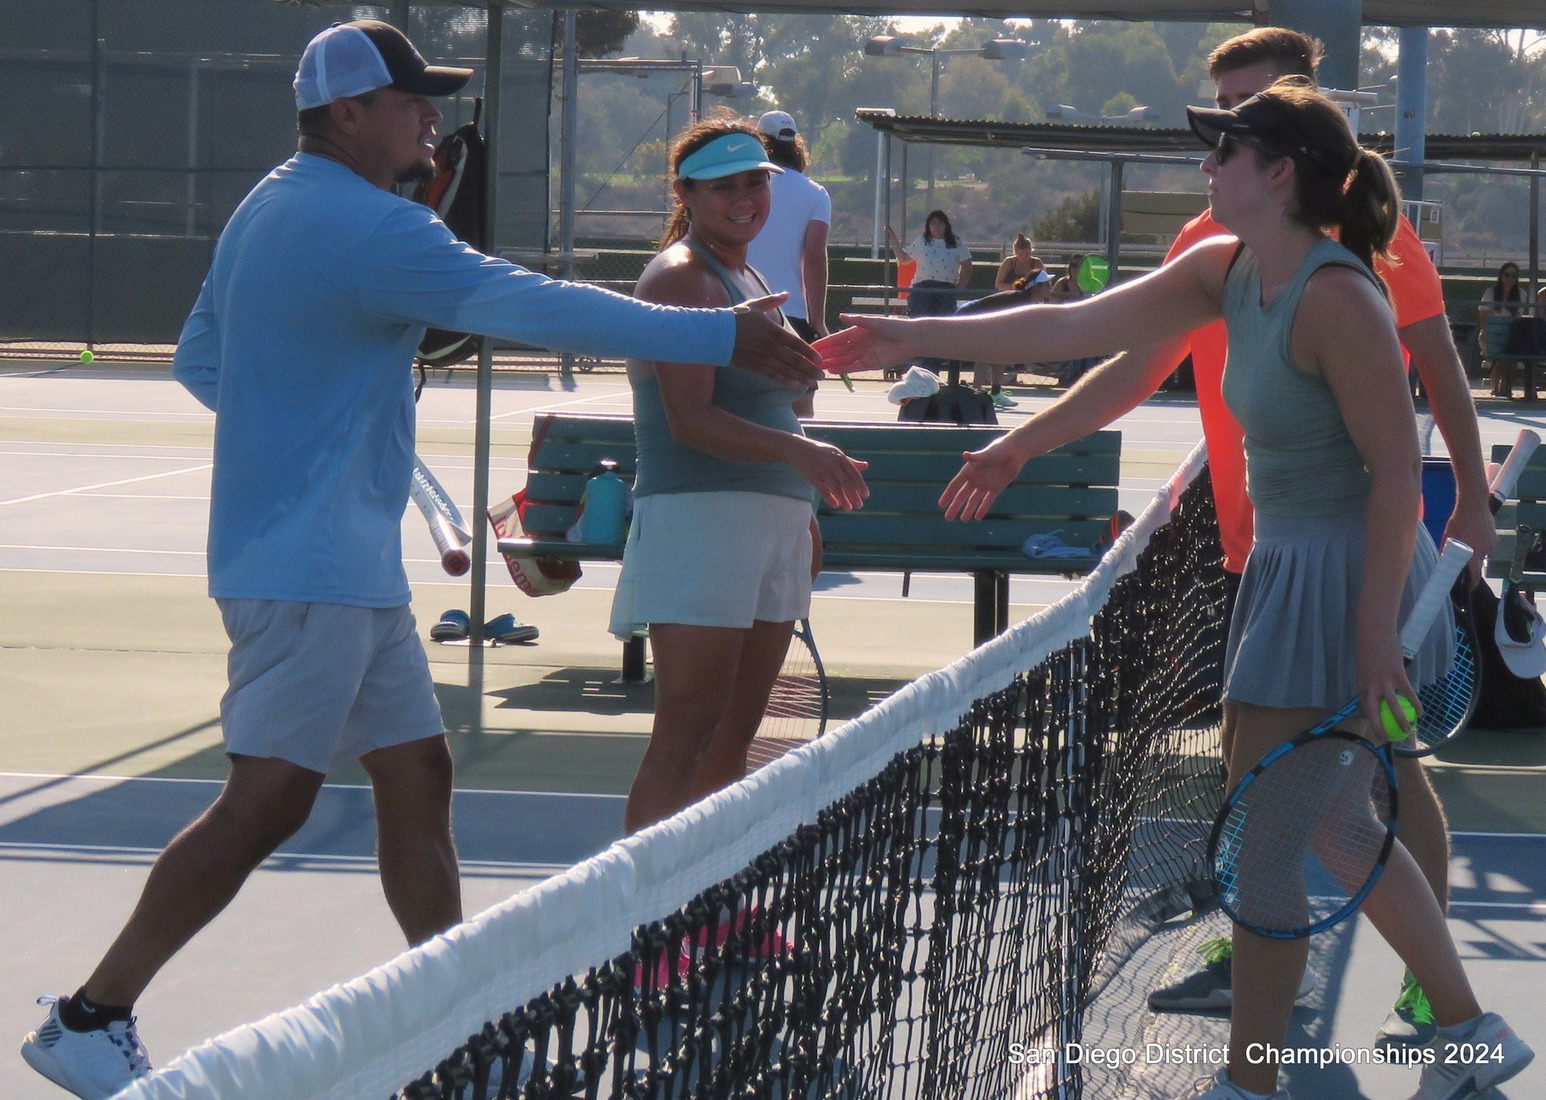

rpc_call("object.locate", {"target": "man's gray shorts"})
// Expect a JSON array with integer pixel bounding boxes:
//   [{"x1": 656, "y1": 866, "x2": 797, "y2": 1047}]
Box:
[{"x1": 217, "y1": 600, "x2": 444, "y2": 774}]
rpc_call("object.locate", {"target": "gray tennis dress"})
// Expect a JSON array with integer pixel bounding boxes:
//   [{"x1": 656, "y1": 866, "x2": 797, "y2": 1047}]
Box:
[{"x1": 1220, "y1": 238, "x2": 1453, "y2": 709}]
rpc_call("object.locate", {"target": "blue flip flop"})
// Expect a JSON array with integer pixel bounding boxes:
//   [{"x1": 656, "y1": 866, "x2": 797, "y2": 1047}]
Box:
[
  {"x1": 429, "y1": 609, "x2": 470, "y2": 642},
  {"x1": 486, "y1": 613, "x2": 539, "y2": 645}
]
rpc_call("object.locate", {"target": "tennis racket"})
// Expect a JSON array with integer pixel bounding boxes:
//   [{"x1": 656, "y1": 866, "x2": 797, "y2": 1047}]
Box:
[
  {"x1": 1208, "y1": 537, "x2": 1472, "y2": 939},
  {"x1": 746, "y1": 619, "x2": 830, "y2": 769},
  {"x1": 1494, "y1": 429, "x2": 1546, "y2": 656},
  {"x1": 410, "y1": 456, "x2": 473, "y2": 576},
  {"x1": 1397, "y1": 578, "x2": 1479, "y2": 757},
  {"x1": 1398, "y1": 429, "x2": 1541, "y2": 755},
  {"x1": 1501, "y1": 524, "x2": 1545, "y2": 645}
]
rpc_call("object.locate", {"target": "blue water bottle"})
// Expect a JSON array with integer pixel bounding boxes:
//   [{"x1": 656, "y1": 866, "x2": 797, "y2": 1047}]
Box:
[{"x1": 579, "y1": 459, "x2": 629, "y2": 543}]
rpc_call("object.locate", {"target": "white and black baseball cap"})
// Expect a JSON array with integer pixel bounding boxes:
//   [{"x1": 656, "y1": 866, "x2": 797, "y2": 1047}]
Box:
[
  {"x1": 757, "y1": 110, "x2": 799, "y2": 140},
  {"x1": 295, "y1": 20, "x2": 473, "y2": 110}
]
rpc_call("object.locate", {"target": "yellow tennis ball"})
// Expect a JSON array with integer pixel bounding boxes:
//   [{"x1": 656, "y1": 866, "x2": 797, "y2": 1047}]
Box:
[
  {"x1": 79, "y1": 349, "x2": 94, "y2": 363},
  {"x1": 1380, "y1": 696, "x2": 1417, "y2": 740}
]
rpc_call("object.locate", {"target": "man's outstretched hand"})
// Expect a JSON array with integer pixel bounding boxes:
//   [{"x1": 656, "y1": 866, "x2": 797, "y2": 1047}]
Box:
[
  {"x1": 731, "y1": 294, "x2": 822, "y2": 387},
  {"x1": 813, "y1": 316, "x2": 913, "y2": 379},
  {"x1": 939, "y1": 436, "x2": 1034, "y2": 521}
]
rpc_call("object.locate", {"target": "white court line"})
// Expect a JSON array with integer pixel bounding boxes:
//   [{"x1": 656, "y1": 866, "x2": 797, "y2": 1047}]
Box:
[
  {"x1": 0, "y1": 566, "x2": 206, "y2": 579},
  {"x1": 0, "y1": 463, "x2": 212, "y2": 507},
  {"x1": 0, "y1": 770, "x2": 628, "y2": 801},
  {"x1": 42, "y1": 493, "x2": 207, "y2": 502},
  {"x1": 0, "y1": 841, "x2": 569, "y2": 875},
  {"x1": 0, "y1": 407, "x2": 210, "y2": 421},
  {"x1": 1448, "y1": 899, "x2": 1546, "y2": 914},
  {"x1": 0, "y1": 444, "x2": 209, "y2": 458},
  {"x1": 488, "y1": 387, "x2": 636, "y2": 422},
  {"x1": 0, "y1": 544, "x2": 204, "y2": 557}
]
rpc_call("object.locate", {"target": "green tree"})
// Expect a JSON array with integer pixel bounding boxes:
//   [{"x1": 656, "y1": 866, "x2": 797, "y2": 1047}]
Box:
[
  {"x1": 573, "y1": 11, "x2": 639, "y2": 58},
  {"x1": 1061, "y1": 22, "x2": 1181, "y2": 123},
  {"x1": 1429, "y1": 29, "x2": 1527, "y2": 134}
]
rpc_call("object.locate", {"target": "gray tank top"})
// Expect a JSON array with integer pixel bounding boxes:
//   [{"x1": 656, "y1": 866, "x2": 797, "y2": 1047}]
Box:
[
  {"x1": 630, "y1": 238, "x2": 813, "y2": 503},
  {"x1": 1221, "y1": 238, "x2": 1384, "y2": 520}
]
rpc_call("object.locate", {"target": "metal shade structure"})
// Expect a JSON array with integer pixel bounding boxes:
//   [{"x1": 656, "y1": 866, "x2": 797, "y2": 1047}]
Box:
[
  {"x1": 491, "y1": 0, "x2": 1546, "y2": 29},
  {"x1": 856, "y1": 106, "x2": 1546, "y2": 328},
  {"x1": 854, "y1": 109, "x2": 1546, "y2": 161}
]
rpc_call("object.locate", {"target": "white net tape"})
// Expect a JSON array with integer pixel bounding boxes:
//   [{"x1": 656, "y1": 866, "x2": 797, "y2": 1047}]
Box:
[{"x1": 117, "y1": 440, "x2": 1210, "y2": 1100}]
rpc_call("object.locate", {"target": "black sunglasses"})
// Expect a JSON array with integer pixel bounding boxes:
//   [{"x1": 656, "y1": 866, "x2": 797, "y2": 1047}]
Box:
[{"x1": 1215, "y1": 132, "x2": 1273, "y2": 166}]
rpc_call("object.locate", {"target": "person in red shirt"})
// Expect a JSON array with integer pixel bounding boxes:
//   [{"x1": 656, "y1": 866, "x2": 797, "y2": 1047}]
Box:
[{"x1": 941, "y1": 27, "x2": 1494, "y2": 1052}]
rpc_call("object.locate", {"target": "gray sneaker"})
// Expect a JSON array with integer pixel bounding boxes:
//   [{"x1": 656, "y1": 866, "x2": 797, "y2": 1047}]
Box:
[
  {"x1": 1408, "y1": 1012, "x2": 1533, "y2": 1099},
  {"x1": 1376, "y1": 970, "x2": 1437, "y2": 1049},
  {"x1": 1148, "y1": 937, "x2": 1316, "y2": 1011}
]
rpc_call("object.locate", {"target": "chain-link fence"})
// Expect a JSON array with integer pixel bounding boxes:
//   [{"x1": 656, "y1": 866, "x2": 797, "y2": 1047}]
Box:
[{"x1": 1, "y1": 0, "x2": 554, "y2": 364}]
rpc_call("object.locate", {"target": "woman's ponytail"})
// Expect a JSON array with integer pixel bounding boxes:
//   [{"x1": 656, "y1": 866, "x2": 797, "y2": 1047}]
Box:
[{"x1": 1337, "y1": 151, "x2": 1401, "y2": 274}]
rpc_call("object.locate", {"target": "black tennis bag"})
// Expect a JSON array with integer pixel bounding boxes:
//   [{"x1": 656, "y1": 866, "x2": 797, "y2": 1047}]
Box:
[
  {"x1": 411, "y1": 99, "x2": 487, "y2": 366},
  {"x1": 897, "y1": 381, "x2": 998, "y2": 426},
  {"x1": 1469, "y1": 575, "x2": 1546, "y2": 730}
]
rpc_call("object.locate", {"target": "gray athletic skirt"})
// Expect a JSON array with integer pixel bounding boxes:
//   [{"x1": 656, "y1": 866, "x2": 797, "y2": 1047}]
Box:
[{"x1": 1223, "y1": 511, "x2": 1455, "y2": 710}]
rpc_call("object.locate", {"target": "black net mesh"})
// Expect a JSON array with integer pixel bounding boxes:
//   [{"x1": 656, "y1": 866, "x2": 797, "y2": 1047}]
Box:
[{"x1": 396, "y1": 466, "x2": 1229, "y2": 1100}]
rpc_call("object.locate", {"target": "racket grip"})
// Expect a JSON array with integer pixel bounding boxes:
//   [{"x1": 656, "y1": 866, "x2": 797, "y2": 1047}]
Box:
[
  {"x1": 1489, "y1": 429, "x2": 1542, "y2": 509},
  {"x1": 1399, "y1": 538, "x2": 1472, "y2": 657},
  {"x1": 428, "y1": 512, "x2": 471, "y2": 576}
]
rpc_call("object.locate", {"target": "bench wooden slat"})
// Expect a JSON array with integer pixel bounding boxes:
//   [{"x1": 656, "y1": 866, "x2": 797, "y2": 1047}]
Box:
[
  {"x1": 501, "y1": 537, "x2": 625, "y2": 561},
  {"x1": 821, "y1": 549, "x2": 1088, "y2": 571},
  {"x1": 807, "y1": 422, "x2": 1119, "y2": 452},
  {"x1": 831, "y1": 483, "x2": 1117, "y2": 518},
  {"x1": 840, "y1": 450, "x2": 1118, "y2": 484},
  {"x1": 501, "y1": 414, "x2": 1124, "y2": 665},
  {"x1": 527, "y1": 441, "x2": 638, "y2": 476},
  {"x1": 817, "y1": 513, "x2": 1110, "y2": 550}
]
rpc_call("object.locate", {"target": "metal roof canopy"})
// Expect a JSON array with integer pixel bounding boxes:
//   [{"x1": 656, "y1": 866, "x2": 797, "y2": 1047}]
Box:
[
  {"x1": 494, "y1": 0, "x2": 1546, "y2": 30},
  {"x1": 854, "y1": 110, "x2": 1546, "y2": 161},
  {"x1": 857, "y1": 107, "x2": 1545, "y2": 284}
]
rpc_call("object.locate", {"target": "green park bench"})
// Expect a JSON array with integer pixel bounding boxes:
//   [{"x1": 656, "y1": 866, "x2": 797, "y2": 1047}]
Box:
[{"x1": 499, "y1": 413, "x2": 1122, "y2": 679}]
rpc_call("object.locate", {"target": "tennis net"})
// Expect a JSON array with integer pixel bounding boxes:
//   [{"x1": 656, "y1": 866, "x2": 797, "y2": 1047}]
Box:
[{"x1": 119, "y1": 442, "x2": 1229, "y2": 1100}]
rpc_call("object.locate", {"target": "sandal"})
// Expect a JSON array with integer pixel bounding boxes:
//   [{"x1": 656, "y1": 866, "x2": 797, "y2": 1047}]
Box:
[
  {"x1": 485, "y1": 613, "x2": 539, "y2": 645},
  {"x1": 429, "y1": 609, "x2": 470, "y2": 642}
]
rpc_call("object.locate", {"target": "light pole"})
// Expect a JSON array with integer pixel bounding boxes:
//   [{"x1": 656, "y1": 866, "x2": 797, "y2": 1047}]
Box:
[{"x1": 864, "y1": 34, "x2": 1029, "y2": 209}]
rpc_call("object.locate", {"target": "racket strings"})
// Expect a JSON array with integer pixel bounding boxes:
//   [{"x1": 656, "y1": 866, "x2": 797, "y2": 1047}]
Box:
[
  {"x1": 746, "y1": 626, "x2": 828, "y2": 770},
  {"x1": 1411, "y1": 623, "x2": 1478, "y2": 752},
  {"x1": 1217, "y1": 738, "x2": 1395, "y2": 937}
]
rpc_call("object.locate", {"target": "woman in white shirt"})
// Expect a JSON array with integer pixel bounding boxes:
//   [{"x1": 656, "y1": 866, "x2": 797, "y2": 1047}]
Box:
[
  {"x1": 1481, "y1": 262, "x2": 1527, "y2": 397},
  {"x1": 886, "y1": 211, "x2": 972, "y2": 375}
]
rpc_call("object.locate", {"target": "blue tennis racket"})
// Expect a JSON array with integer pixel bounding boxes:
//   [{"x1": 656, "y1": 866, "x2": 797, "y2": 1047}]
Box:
[{"x1": 1208, "y1": 537, "x2": 1472, "y2": 939}]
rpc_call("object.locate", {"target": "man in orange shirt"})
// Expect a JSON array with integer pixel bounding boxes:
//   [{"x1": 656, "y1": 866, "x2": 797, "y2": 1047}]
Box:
[{"x1": 941, "y1": 27, "x2": 1495, "y2": 1050}]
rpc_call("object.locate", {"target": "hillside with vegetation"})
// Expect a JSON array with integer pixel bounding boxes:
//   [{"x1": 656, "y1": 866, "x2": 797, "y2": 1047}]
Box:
[{"x1": 564, "y1": 16, "x2": 1544, "y2": 266}]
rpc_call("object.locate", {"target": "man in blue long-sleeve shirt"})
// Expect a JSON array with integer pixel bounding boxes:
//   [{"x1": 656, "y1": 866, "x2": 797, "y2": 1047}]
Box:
[{"x1": 21, "y1": 20, "x2": 828, "y2": 1098}]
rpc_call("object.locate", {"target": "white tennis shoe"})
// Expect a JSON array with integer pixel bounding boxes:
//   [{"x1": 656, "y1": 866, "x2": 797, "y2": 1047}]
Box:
[
  {"x1": 1173, "y1": 1068, "x2": 1292, "y2": 1099},
  {"x1": 20, "y1": 995, "x2": 151, "y2": 1100},
  {"x1": 1407, "y1": 1012, "x2": 1533, "y2": 1100}
]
